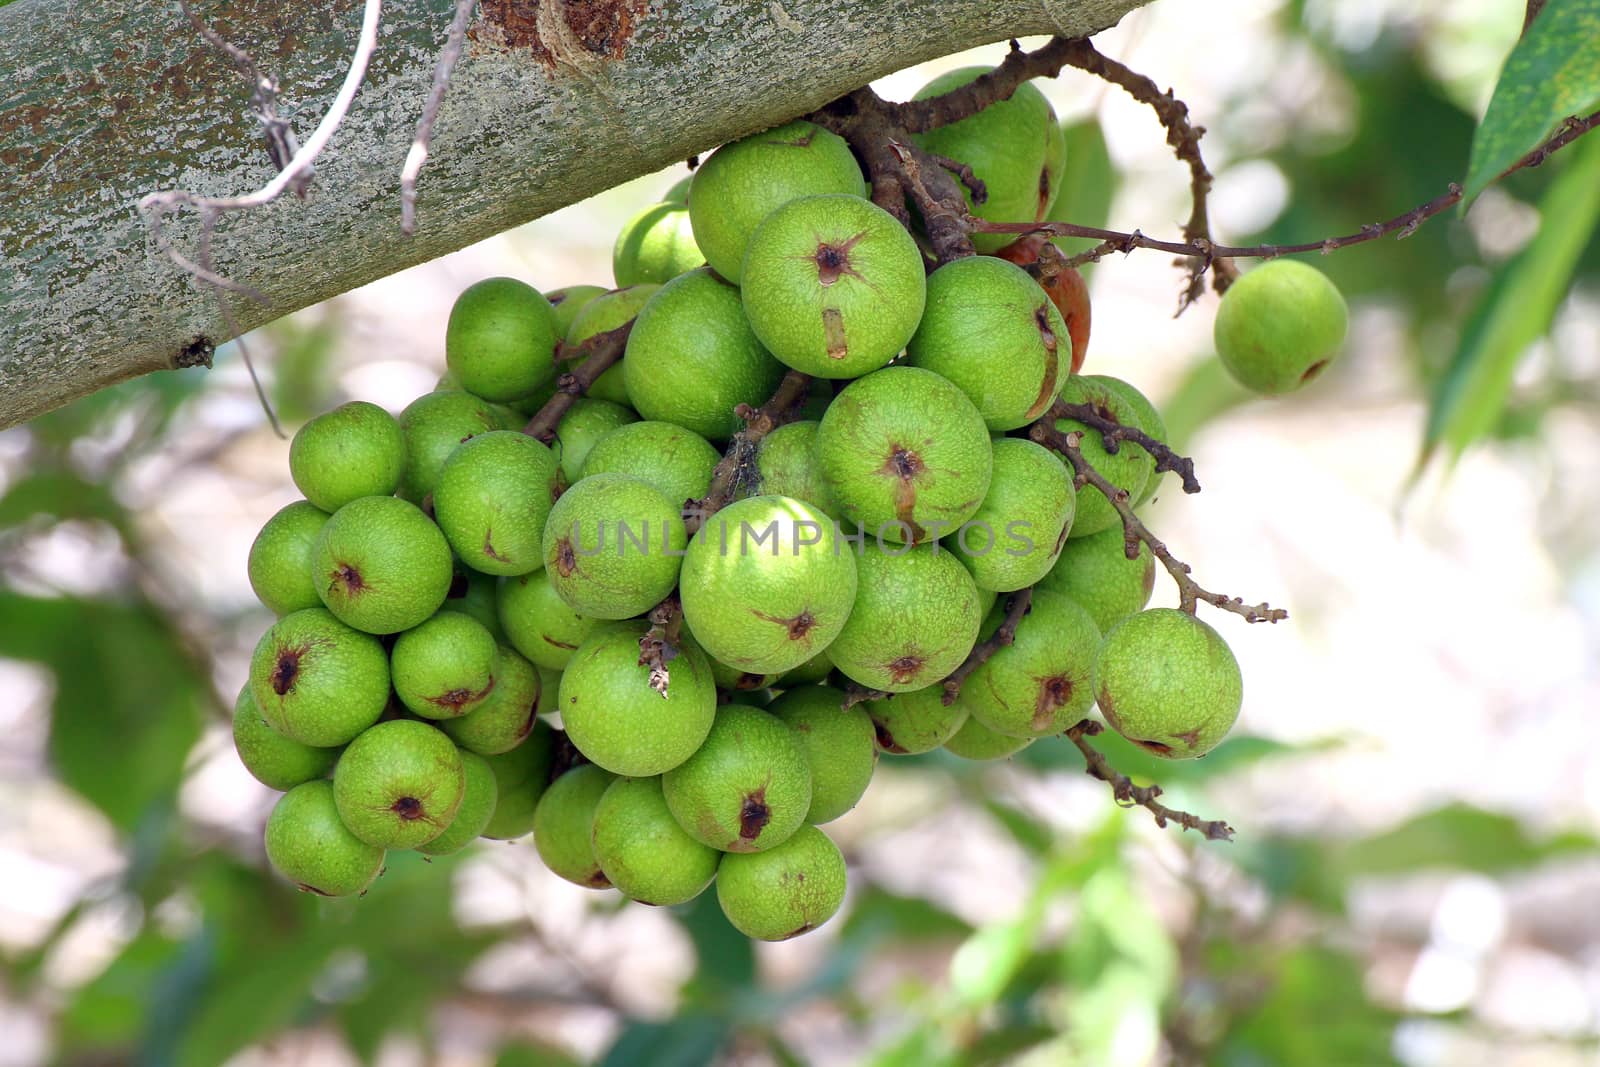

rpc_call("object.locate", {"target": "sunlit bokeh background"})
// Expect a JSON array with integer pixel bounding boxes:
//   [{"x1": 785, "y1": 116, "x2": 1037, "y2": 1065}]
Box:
[{"x1": 4, "y1": 1, "x2": 1599, "y2": 1065}]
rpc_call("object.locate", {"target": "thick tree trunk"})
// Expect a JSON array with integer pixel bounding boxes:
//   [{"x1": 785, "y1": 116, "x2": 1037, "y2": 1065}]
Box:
[{"x1": 0, "y1": 0, "x2": 1148, "y2": 429}]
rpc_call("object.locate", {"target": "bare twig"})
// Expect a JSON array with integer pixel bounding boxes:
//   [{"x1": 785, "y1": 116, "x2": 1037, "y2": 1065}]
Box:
[
  {"x1": 685, "y1": 369, "x2": 813, "y2": 531},
  {"x1": 520, "y1": 320, "x2": 634, "y2": 444},
  {"x1": 1030, "y1": 422, "x2": 1286, "y2": 624},
  {"x1": 886, "y1": 37, "x2": 1078, "y2": 133},
  {"x1": 1066, "y1": 719, "x2": 1235, "y2": 841},
  {"x1": 637, "y1": 596, "x2": 683, "y2": 697},
  {"x1": 401, "y1": 0, "x2": 477, "y2": 234},
  {"x1": 941, "y1": 587, "x2": 1032, "y2": 706},
  {"x1": 840, "y1": 680, "x2": 891, "y2": 711},
  {"x1": 1054, "y1": 400, "x2": 1199, "y2": 495}
]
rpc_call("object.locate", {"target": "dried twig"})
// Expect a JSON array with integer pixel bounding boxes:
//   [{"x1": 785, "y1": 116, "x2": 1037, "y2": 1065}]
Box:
[
  {"x1": 1066, "y1": 719, "x2": 1235, "y2": 841},
  {"x1": 520, "y1": 320, "x2": 634, "y2": 444},
  {"x1": 840, "y1": 680, "x2": 891, "y2": 711},
  {"x1": 941, "y1": 587, "x2": 1032, "y2": 706},
  {"x1": 685, "y1": 369, "x2": 813, "y2": 531},
  {"x1": 637, "y1": 596, "x2": 683, "y2": 697},
  {"x1": 1054, "y1": 400, "x2": 1199, "y2": 495},
  {"x1": 401, "y1": 0, "x2": 477, "y2": 234}
]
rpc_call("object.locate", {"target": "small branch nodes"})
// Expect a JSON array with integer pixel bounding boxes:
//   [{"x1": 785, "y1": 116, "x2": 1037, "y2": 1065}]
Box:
[
  {"x1": 686, "y1": 369, "x2": 813, "y2": 531},
  {"x1": 637, "y1": 596, "x2": 684, "y2": 697},
  {"x1": 1066, "y1": 719, "x2": 1235, "y2": 841}
]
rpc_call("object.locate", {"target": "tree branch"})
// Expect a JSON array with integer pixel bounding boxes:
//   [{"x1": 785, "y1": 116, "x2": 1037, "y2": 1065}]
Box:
[
  {"x1": 942, "y1": 587, "x2": 1032, "y2": 706},
  {"x1": 400, "y1": 0, "x2": 478, "y2": 235},
  {"x1": 685, "y1": 369, "x2": 813, "y2": 532},
  {"x1": 520, "y1": 320, "x2": 634, "y2": 444},
  {"x1": 637, "y1": 595, "x2": 683, "y2": 697},
  {"x1": 1066, "y1": 719, "x2": 1235, "y2": 841},
  {"x1": 1054, "y1": 400, "x2": 1200, "y2": 495}
]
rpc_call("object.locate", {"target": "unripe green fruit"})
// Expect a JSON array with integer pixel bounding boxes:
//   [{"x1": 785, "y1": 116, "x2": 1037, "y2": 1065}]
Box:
[
  {"x1": 439, "y1": 645, "x2": 543, "y2": 755},
  {"x1": 680, "y1": 495, "x2": 857, "y2": 675},
  {"x1": 592, "y1": 776, "x2": 718, "y2": 906},
  {"x1": 1088, "y1": 375, "x2": 1167, "y2": 507},
  {"x1": 532, "y1": 764, "x2": 615, "y2": 888},
  {"x1": 1035, "y1": 525, "x2": 1155, "y2": 634},
  {"x1": 434, "y1": 431, "x2": 561, "y2": 576},
  {"x1": 663, "y1": 173, "x2": 692, "y2": 204},
  {"x1": 768, "y1": 686, "x2": 877, "y2": 823},
  {"x1": 391, "y1": 611, "x2": 498, "y2": 719},
  {"x1": 559, "y1": 620, "x2": 716, "y2": 776},
  {"x1": 313, "y1": 496, "x2": 453, "y2": 634},
  {"x1": 265, "y1": 780, "x2": 384, "y2": 897},
  {"x1": 552, "y1": 399, "x2": 638, "y2": 484},
  {"x1": 541, "y1": 473, "x2": 686, "y2": 620},
  {"x1": 247, "y1": 501, "x2": 329, "y2": 616},
  {"x1": 913, "y1": 68, "x2": 1060, "y2": 254},
  {"x1": 688, "y1": 119, "x2": 866, "y2": 283},
  {"x1": 755, "y1": 421, "x2": 840, "y2": 518},
  {"x1": 546, "y1": 285, "x2": 608, "y2": 339},
  {"x1": 622, "y1": 268, "x2": 785, "y2": 441},
  {"x1": 906, "y1": 256, "x2": 1069, "y2": 430},
  {"x1": 699, "y1": 645, "x2": 780, "y2": 695},
  {"x1": 288, "y1": 401, "x2": 406, "y2": 512},
  {"x1": 817, "y1": 367, "x2": 993, "y2": 543},
  {"x1": 1214, "y1": 259, "x2": 1347, "y2": 395},
  {"x1": 776, "y1": 647, "x2": 833, "y2": 687},
  {"x1": 943, "y1": 716, "x2": 1034, "y2": 761},
  {"x1": 445, "y1": 277, "x2": 559, "y2": 402},
  {"x1": 397, "y1": 390, "x2": 518, "y2": 503},
  {"x1": 579, "y1": 420, "x2": 720, "y2": 507},
  {"x1": 442, "y1": 566, "x2": 507, "y2": 643},
  {"x1": 1092, "y1": 608, "x2": 1243, "y2": 758},
  {"x1": 966, "y1": 590, "x2": 1100, "y2": 738},
  {"x1": 741, "y1": 195, "x2": 926, "y2": 378},
  {"x1": 662, "y1": 704, "x2": 812, "y2": 853},
  {"x1": 865, "y1": 684, "x2": 969, "y2": 754},
  {"x1": 613, "y1": 202, "x2": 706, "y2": 287},
  {"x1": 232, "y1": 684, "x2": 339, "y2": 790},
  {"x1": 716, "y1": 825, "x2": 846, "y2": 941},
  {"x1": 479, "y1": 720, "x2": 558, "y2": 839},
  {"x1": 497, "y1": 569, "x2": 598, "y2": 671},
  {"x1": 563, "y1": 285, "x2": 659, "y2": 405},
  {"x1": 1054, "y1": 376, "x2": 1152, "y2": 539},
  {"x1": 946, "y1": 438, "x2": 1073, "y2": 592},
  {"x1": 249, "y1": 607, "x2": 389, "y2": 747},
  {"x1": 333, "y1": 720, "x2": 465, "y2": 849},
  {"x1": 827, "y1": 543, "x2": 983, "y2": 693},
  {"x1": 408, "y1": 751, "x2": 493, "y2": 857}
]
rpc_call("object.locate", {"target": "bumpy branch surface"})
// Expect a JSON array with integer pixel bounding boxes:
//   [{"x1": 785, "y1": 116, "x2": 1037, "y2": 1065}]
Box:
[
  {"x1": 637, "y1": 595, "x2": 684, "y2": 698},
  {"x1": 1066, "y1": 719, "x2": 1235, "y2": 841},
  {"x1": 941, "y1": 587, "x2": 1033, "y2": 706},
  {"x1": 686, "y1": 369, "x2": 814, "y2": 532},
  {"x1": 520, "y1": 321, "x2": 634, "y2": 444}
]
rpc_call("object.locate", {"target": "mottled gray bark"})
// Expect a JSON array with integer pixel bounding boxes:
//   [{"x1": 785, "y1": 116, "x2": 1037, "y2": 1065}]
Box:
[{"x1": 0, "y1": 0, "x2": 1148, "y2": 429}]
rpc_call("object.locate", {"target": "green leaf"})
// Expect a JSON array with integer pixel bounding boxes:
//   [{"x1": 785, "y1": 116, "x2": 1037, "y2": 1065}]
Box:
[
  {"x1": 1421, "y1": 134, "x2": 1600, "y2": 466},
  {"x1": 1217, "y1": 948, "x2": 1401, "y2": 1067},
  {"x1": 1463, "y1": 0, "x2": 1600, "y2": 202},
  {"x1": 598, "y1": 1016, "x2": 730, "y2": 1067},
  {"x1": 1337, "y1": 803, "x2": 1596, "y2": 877}
]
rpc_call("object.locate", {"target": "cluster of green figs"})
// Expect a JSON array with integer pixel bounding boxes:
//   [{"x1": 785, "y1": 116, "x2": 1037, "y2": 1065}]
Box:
[{"x1": 237, "y1": 64, "x2": 1344, "y2": 940}]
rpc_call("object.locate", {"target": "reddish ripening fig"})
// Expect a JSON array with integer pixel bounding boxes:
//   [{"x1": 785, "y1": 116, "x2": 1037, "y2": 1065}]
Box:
[{"x1": 995, "y1": 235, "x2": 1091, "y2": 374}]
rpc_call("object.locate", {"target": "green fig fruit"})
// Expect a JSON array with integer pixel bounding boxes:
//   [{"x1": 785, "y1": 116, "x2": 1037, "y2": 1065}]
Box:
[
  {"x1": 434, "y1": 431, "x2": 562, "y2": 576},
  {"x1": 1035, "y1": 525, "x2": 1155, "y2": 634},
  {"x1": 232, "y1": 684, "x2": 339, "y2": 790},
  {"x1": 741, "y1": 194, "x2": 926, "y2": 379},
  {"x1": 906, "y1": 256, "x2": 1069, "y2": 429},
  {"x1": 865, "y1": 684, "x2": 969, "y2": 754},
  {"x1": 558, "y1": 620, "x2": 716, "y2": 776},
  {"x1": 288, "y1": 401, "x2": 406, "y2": 513},
  {"x1": 1086, "y1": 374, "x2": 1166, "y2": 507},
  {"x1": 439, "y1": 645, "x2": 544, "y2": 755},
  {"x1": 943, "y1": 716, "x2": 1034, "y2": 760},
  {"x1": 688, "y1": 119, "x2": 866, "y2": 283},
  {"x1": 679, "y1": 495, "x2": 857, "y2": 675},
  {"x1": 247, "y1": 500, "x2": 329, "y2": 616},
  {"x1": 754, "y1": 420, "x2": 840, "y2": 518},
  {"x1": 497, "y1": 568, "x2": 599, "y2": 671},
  {"x1": 249, "y1": 607, "x2": 389, "y2": 747},
  {"x1": 532, "y1": 763, "x2": 616, "y2": 888},
  {"x1": 479, "y1": 720, "x2": 558, "y2": 839},
  {"x1": 662, "y1": 173, "x2": 692, "y2": 204},
  {"x1": 579, "y1": 420, "x2": 720, "y2": 507},
  {"x1": 391, "y1": 611, "x2": 498, "y2": 719},
  {"x1": 333, "y1": 719, "x2": 465, "y2": 849},
  {"x1": 613, "y1": 202, "x2": 706, "y2": 287},
  {"x1": 776, "y1": 647, "x2": 834, "y2": 688},
  {"x1": 312, "y1": 496, "x2": 454, "y2": 634},
  {"x1": 592, "y1": 775, "x2": 719, "y2": 906},
  {"x1": 966, "y1": 590, "x2": 1099, "y2": 738},
  {"x1": 397, "y1": 390, "x2": 518, "y2": 503},
  {"x1": 662, "y1": 704, "x2": 812, "y2": 853},
  {"x1": 768, "y1": 685, "x2": 877, "y2": 823},
  {"x1": 946, "y1": 438, "x2": 1074, "y2": 592},
  {"x1": 817, "y1": 366, "x2": 993, "y2": 543},
  {"x1": 716, "y1": 825, "x2": 846, "y2": 940},
  {"x1": 826, "y1": 542, "x2": 983, "y2": 692},
  {"x1": 562, "y1": 285, "x2": 659, "y2": 406},
  {"x1": 546, "y1": 285, "x2": 608, "y2": 339},
  {"x1": 1092, "y1": 608, "x2": 1243, "y2": 758},
  {"x1": 265, "y1": 780, "x2": 384, "y2": 896},
  {"x1": 1214, "y1": 259, "x2": 1347, "y2": 395},
  {"x1": 1053, "y1": 376, "x2": 1152, "y2": 539},
  {"x1": 541, "y1": 473, "x2": 686, "y2": 620},
  {"x1": 552, "y1": 398, "x2": 638, "y2": 484},
  {"x1": 442, "y1": 565, "x2": 507, "y2": 643},
  {"x1": 621, "y1": 268, "x2": 786, "y2": 440},
  {"x1": 445, "y1": 277, "x2": 559, "y2": 402},
  {"x1": 415, "y1": 749, "x2": 498, "y2": 856}
]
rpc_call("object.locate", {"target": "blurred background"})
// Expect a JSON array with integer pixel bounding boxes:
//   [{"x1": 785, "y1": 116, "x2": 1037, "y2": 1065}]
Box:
[{"x1": 4, "y1": 1, "x2": 1600, "y2": 1064}]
